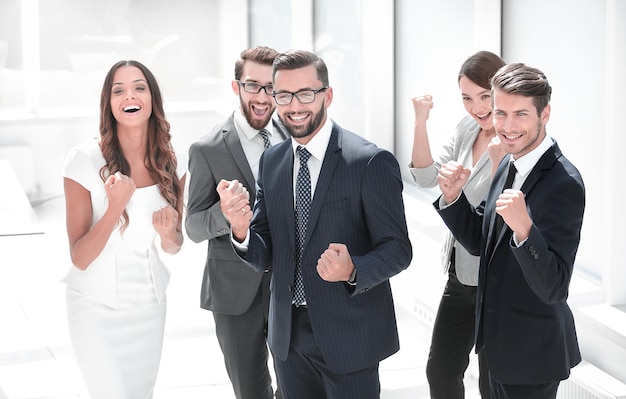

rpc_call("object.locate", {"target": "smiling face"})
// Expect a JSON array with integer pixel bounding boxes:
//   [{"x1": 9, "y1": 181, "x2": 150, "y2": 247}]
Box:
[
  {"x1": 459, "y1": 75, "x2": 494, "y2": 132},
  {"x1": 233, "y1": 61, "x2": 275, "y2": 130},
  {"x1": 492, "y1": 88, "x2": 550, "y2": 159},
  {"x1": 109, "y1": 66, "x2": 152, "y2": 128},
  {"x1": 273, "y1": 65, "x2": 333, "y2": 144}
]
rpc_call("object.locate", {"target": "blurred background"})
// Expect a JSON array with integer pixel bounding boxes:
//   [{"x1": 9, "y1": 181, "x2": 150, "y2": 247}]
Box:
[{"x1": 0, "y1": 0, "x2": 625, "y2": 398}]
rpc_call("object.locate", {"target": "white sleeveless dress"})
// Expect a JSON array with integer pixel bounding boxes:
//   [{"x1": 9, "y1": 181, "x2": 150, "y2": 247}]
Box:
[{"x1": 63, "y1": 139, "x2": 185, "y2": 399}]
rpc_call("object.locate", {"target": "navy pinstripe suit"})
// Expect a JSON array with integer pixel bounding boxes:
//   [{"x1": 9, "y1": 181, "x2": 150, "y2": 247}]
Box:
[{"x1": 239, "y1": 121, "x2": 412, "y2": 381}]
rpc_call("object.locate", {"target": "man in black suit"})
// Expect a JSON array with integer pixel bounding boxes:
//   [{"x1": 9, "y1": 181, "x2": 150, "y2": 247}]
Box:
[
  {"x1": 217, "y1": 50, "x2": 412, "y2": 398},
  {"x1": 185, "y1": 46, "x2": 288, "y2": 399},
  {"x1": 434, "y1": 63, "x2": 585, "y2": 398}
]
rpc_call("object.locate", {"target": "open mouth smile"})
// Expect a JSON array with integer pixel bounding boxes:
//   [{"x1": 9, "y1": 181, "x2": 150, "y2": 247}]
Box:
[
  {"x1": 251, "y1": 103, "x2": 270, "y2": 117},
  {"x1": 123, "y1": 105, "x2": 141, "y2": 113},
  {"x1": 287, "y1": 113, "x2": 310, "y2": 123},
  {"x1": 475, "y1": 112, "x2": 491, "y2": 122}
]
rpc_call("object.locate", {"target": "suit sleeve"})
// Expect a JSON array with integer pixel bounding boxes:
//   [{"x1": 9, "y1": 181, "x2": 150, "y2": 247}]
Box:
[
  {"x1": 185, "y1": 141, "x2": 230, "y2": 243},
  {"x1": 434, "y1": 192, "x2": 484, "y2": 257},
  {"x1": 512, "y1": 173, "x2": 585, "y2": 304},
  {"x1": 237, "y1": 157, "x2": 271, "y2": 273},
  {"x1": 351, "y1": 150, "x2": 412, "y2": 293}
]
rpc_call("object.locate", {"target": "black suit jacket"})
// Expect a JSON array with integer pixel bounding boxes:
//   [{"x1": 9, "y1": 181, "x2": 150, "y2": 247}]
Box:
[
  {"x1": 240, "y1": 122, "x2": 412, "y2": 374},
  {"x1": 185, "y1": 115, "x2": 288, "y2": 314},
  {"x1": 435, "y1": 139, "x2": 584, "y2": 384}
]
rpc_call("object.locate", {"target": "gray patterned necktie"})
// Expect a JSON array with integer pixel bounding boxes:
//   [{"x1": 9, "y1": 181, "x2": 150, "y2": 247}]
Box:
[
  {"x1": 293, "y1": 146, "x2": 311, "y2": 306},
  {"x1": 258, "y1": 129, "x2": 271, "y2": 150}
]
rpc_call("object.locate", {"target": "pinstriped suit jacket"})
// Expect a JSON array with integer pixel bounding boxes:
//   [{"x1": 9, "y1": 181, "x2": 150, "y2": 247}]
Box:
[{"x1": 240, "y1": 121, "x2": 412, "y2": 374}]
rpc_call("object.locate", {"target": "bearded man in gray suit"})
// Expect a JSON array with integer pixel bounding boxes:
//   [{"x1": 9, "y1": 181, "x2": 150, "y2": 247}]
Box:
[{"x1": 185, "y1": 46, "x2": 288, "y2": 399}]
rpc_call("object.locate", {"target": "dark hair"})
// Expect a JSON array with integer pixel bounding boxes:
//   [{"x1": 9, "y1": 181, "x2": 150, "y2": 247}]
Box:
[
  {"x1": 99, "y1": 60, "x2": 182, "y2": 231},
  {"x1": 458, "y1": 51, "x2": 506, "y2": 90},
  {"x1": 491, "y1": 63, "x2": 552, "y2": 115},
  {"x1": 272, "y1": 50, "x2": 329, "y2": 86},
  {"x1": 234, "y1": 46, "x2": 280, "y2": 80}
]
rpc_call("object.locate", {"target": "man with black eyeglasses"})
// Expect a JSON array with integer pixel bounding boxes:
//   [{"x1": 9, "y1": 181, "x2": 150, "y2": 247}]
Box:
[
  {"x1": 217, "y1": 49, "x2": 412, "y2": 398},
  {"x1": 185, "y1": 46, "x2": 288, "y2": 399}
]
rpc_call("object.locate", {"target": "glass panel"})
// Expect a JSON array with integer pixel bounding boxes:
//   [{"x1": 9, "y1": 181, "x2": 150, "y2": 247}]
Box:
[
  {"x1": 37, "y1": 0, "x2": 229, "y2": 110},
  {"x1": 0, "y1": 0, "x2": 24, "y2": 112},
  {"x1": 0, "y1": 0, "x2": 246, "y2": 117},
  {"x1": 250, "y1": 0, "x2": 295, "y2": 52},
  {"x1": 314, "y1": 0, "x2": 364, "y2": 134}
]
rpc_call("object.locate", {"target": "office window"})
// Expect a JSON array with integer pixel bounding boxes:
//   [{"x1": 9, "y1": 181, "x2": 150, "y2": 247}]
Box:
[
  {"x1": 0, "y1": 0, "x2": 247, "y2": 119},
  {"x1": 0, "y1": 0, "x2": 23, "y2": 113}
]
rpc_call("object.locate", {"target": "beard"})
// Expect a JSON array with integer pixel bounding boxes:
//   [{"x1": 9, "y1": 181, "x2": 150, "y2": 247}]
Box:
[
  {"x1": 240, "y1": 95, "x2": 274, "y2": 131},
  {"x1": 279, "y1": 100, "x2": 326, "y2": 140}
]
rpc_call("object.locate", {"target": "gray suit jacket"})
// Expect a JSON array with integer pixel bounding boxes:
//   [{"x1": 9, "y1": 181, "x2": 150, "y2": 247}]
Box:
[{"x1": 185, "y1": 114, "x2": 288, "y2": 314}]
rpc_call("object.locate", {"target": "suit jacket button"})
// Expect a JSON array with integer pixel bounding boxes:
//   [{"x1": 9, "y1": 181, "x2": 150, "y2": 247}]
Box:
[{"x1": 534, "y1": 254, "x2": 540, "y2": 260}]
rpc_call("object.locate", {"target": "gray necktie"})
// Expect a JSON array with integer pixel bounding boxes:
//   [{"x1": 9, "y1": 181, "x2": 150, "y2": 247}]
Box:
[
  {"x1": 258, "y1": 129, "x2": 271, "y2": 150},
  {"x1": 293, "y1": 146, "x2": 311, "y2": 306}
]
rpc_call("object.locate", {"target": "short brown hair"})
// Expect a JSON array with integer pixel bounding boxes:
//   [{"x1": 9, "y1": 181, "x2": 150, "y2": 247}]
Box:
[
  {"x1": 234, "y1": 46, "x2": 280, "y2": 80},
  {"x1": 272, "y1": 50, "x2": 329, "y2": 86},
  {"x1": 491, "y1": 63, "x2": 552, "y2": 115}
]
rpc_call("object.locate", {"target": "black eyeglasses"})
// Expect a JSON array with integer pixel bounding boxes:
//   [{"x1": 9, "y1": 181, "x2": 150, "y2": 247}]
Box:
[
  {"x1": 236, "y1": 80, "x2": 274, "y2": 95},
  {"x1": 272, "y1": 87, "x2": 328, "y2": 105}
]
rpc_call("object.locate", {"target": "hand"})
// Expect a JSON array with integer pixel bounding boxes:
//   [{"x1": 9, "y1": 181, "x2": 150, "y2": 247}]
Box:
[
  {"x1": 496, "y1": 189, "x2": 532, "y2": 241},
  {"x1": 436, "y1": 161, "x2": 470, "y2": 204},
  {"x1": 411, "y1": 94, "x2": 434, "y2": 124},
  {"x1": 216, "y1": 179, "x2": 251, "y2": 241},
  {"x1": 153, "y1": 205, "x2": 179, "y2": 238},
  {"x1": 317, "y1": 243, "x2": 354, "y2": 282},
  {"x1": 104, "y1": 172, "x2": 135, "y2": 213},
  {"x1": 487, "y1": 136, "x2": 506, "y2": 174}
]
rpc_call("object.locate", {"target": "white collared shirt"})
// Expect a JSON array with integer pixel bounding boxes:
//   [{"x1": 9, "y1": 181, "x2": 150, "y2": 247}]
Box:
[
  {"x1": 507, "y1": 134, "x2": 553, "y2": 190},
  {"x1": 290, "y1": 118, "x2": 333, "y2": 205},
  {"x1": 233, "y1": 109, "x2": 280, "y2": 181}
]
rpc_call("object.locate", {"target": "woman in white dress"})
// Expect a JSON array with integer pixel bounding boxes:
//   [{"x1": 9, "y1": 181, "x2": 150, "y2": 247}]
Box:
[{"x1": 62, "y1": 60, "x2": 186, "y2": 399}]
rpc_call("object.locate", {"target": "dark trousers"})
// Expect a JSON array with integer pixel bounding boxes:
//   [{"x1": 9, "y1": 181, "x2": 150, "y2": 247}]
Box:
[
  {"x1": 213, "y1": 272, "x2": 278, "y2": 399},
  {"x1": 426, "y1": 264, "x2": 490, "y2": 398},
  {"x1": 274, "y1": 306, "x2": 380, "y2": 399},
  {"x1": 489, "y1": 378, "x2": 559, "y2": 399}
]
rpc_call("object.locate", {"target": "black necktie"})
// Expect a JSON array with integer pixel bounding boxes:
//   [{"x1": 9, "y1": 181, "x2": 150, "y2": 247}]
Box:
[
  {"x1": 293, "y1": 146, "x2": 311, "y2": 306},
  {"x1": 258, "y1": 129, "x2": 271, "y2": 150},
  {"x1": 495, "y1": 162, "x2": 517, "y2": 234}
]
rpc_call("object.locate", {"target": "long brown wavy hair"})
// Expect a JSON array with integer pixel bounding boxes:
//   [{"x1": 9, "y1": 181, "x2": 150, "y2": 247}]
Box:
[{"x1": 98, "y1": 60, "x2": 183, "y2": 231}]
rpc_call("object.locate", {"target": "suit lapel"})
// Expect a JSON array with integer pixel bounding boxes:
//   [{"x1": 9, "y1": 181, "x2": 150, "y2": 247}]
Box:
[
  {"x1": 274, "y1": 143, "x2": 297, "y2": 253},
  {"x1": 519, "y1": 141, "x2": 560, "y2": 195},
  {"x1": 222, "y1": 117, "x2": 256, "y2": 192},
  {"x1": 305, "y1": 125, "x2": 341, "y2": 245},
  {"x1": 486, "y1": 141, "x2": 561, "y2": 259},
  {"x1": 485, "y1": 156, "x2": 509, "y2": 258}
]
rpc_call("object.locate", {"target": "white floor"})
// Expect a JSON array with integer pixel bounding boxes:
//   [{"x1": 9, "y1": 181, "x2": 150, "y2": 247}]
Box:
[{"x1": 0, "y1": 197, "x2": 480, "y2": 399}]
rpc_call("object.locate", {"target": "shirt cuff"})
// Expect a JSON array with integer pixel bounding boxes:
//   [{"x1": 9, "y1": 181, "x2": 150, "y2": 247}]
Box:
[
  {"x1": 439, "y1": 192, "x2": 462, "y2": 209},
  {"x1": 512, "y1": 233, "x2": 527, "y2": 247},
  {"x1": 231, "y1": 229, "x2": 250, "y2": 252}
]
